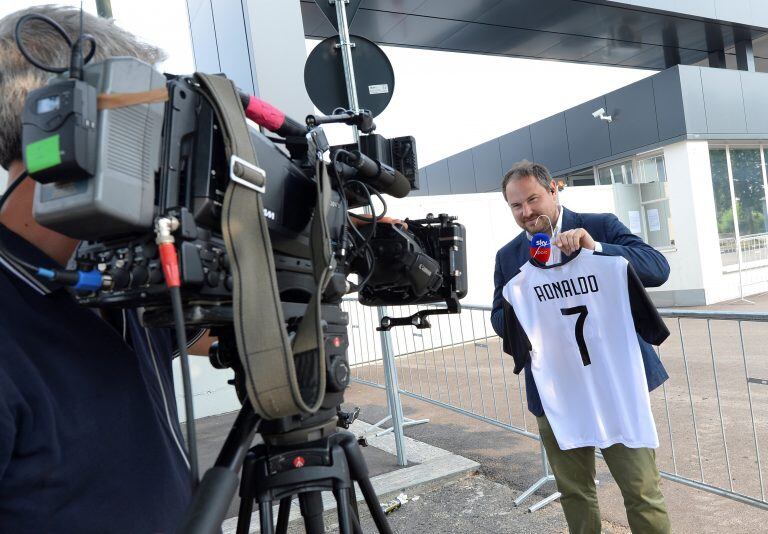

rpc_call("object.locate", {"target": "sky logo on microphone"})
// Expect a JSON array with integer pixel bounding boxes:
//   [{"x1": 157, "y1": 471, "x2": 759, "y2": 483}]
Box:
[{"x1": 530, "y1": 232, "x2": 551, "y2": 264}]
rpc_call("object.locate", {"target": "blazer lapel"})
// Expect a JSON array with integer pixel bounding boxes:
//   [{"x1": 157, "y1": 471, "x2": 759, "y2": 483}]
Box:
[
  {"x1": 560, "y1": 206, "x2": 581, "y2": 232},
  {"x1": 516, "y1": 234, "x2": 530, "y2": 266}
]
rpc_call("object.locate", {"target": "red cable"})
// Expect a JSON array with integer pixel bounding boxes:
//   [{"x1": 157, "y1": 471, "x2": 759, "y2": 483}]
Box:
[{"x1": 159, "y1": 242, "x2": 181, "y2": 288}]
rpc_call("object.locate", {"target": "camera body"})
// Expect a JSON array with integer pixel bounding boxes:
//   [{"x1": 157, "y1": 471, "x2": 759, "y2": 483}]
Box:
[{"x1": 21, "y1": 57, "x2": 468, "y2": 429}]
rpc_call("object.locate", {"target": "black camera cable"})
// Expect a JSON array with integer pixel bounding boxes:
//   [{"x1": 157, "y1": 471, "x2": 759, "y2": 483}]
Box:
[
  {"x1": 155, "y1": 217, "x2": 200, "y2": 487},
  {"x1": 14, "y1": 11, "x2": 96, "y2": 80},
  {"x1": 346, "y1": 179, "x2": 388, "y2": 245},
  {"x1": 345, "y1": 180, "x2": 389, "y2": 290}
]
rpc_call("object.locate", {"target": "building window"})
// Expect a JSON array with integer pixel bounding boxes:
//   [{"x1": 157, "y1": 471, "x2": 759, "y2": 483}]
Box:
[
  {"x1": 637, "y1": 154, "x2": 666, "y2": 184},
  {"x1": 731, "y1": 149, "x2": 768, "y2": 236},
  {"x1": 567, "y1": 169, "x2": 596, "y2": 187},
  {"x1": 709, "y1": 147, "x2": 768, "y2": 268},
  {"x1": 598, "y1": 160, "x2": 633, "y2": 185},
  {"x1": 709, "y1": 149, "x2": 735, "y2": 254},
  {"x1": 637, "y1": 155, "x2": 673, "y2": 248}
]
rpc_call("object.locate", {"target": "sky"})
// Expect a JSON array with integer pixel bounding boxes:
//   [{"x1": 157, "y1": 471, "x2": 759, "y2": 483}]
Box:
[{"x1": 0, "y1": 1, "x2": 654, "y2": 168}]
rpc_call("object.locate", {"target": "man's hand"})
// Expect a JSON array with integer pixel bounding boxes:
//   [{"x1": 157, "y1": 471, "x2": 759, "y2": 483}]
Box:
[{"x1": 555, "y1": 228, "x2": 596, "y2": 256}]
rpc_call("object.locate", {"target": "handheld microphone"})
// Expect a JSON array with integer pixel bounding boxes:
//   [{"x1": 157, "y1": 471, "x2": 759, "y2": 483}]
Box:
[
  {"x1": 530, "y1": 232, "x2": 551, "y2": 264},
  {"x1": 341, "y1": 150, "x2": 411, "y2": 198},
  {"x1": 239, "y1": 93, "x2": 307, "y2": 138}
]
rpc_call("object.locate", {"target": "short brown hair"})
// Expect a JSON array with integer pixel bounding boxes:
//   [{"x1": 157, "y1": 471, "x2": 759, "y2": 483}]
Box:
[
  {"x1": 501, "y1": 160, "x2": 552, "y2": 200},
  {"x1": 0, "y1": 5, "x2": 166, "y2": 169}
]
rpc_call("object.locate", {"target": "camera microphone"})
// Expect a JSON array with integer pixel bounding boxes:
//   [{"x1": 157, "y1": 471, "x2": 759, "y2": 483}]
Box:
[
  {"x1": 530, "y1": 232, "x2": 551, "y2": 264},
  {"x1": 342, "y1": 150, "x2": 411, "y2": 198},
  {"x1": 239, "y1": 93, "x2": 307, "y2": 138}
]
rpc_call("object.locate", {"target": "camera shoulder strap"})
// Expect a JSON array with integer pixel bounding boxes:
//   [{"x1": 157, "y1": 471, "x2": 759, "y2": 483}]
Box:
[{"x1": 194, "y1": 73, "x2": 327, "y2": 419}]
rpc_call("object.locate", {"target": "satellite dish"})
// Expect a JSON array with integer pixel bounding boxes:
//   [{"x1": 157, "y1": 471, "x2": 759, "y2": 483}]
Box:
[{"x1": 304, "y1": 35, "x2": 395, "y2": 118}]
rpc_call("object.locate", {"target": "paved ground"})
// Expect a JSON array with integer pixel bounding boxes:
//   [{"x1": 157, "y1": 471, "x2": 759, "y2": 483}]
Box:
[
  {"x1": 342, "y1": 383, "x2": 768, "y2": 533},
  {"x1": 325, "y1": 474, "x2": 571, "y2": 534}
]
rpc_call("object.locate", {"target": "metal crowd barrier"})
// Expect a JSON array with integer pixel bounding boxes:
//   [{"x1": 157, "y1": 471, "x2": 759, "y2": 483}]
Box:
[{"x1": 341, "y1": 300, "x2": 768, "y2": 512}]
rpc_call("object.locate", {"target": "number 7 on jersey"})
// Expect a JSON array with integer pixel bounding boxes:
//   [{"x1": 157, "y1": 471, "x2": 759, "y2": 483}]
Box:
[{"x1": 560, "y1": 305, "x2": 591, "y2": 366}]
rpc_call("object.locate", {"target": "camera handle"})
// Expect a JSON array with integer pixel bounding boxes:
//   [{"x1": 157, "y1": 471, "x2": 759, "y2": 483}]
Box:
[{"x1": 376, "y1": 295, "x2": 460, "y2": 331}]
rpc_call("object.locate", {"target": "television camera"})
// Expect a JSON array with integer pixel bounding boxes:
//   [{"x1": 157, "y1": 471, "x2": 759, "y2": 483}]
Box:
[{"x1": 7, "y1": 12, "x2": 468, "y2": 534}]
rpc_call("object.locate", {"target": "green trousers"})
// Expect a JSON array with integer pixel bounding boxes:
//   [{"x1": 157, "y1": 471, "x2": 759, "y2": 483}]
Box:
[{"x1": 537, "y1": 415, "x2": 671, "y2": 534}]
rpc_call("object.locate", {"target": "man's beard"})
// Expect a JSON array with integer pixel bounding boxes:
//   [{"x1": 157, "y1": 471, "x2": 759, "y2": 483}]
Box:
[{"x1": 525, "y1": 215, "x2": 554, "y2": 235}]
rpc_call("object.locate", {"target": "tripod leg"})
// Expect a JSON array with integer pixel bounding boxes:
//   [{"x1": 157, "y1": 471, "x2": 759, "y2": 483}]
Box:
[
  {"x1": 334, "y1": 488, "x2": 353, "y2": 534},
  {"x1": 356, "y1": 477, "x2": 393, "y2": 534},
  {"x1": 298, "y1": 492, "x2": 326, "y2": 534},
  {"x1": 339, "y1": 434, "x2": 393, "y2": 534},
  {"x1": 237, "y1": 451, "x2": 258, "y2": 534},
  {"x1": 275, "y1": 496, "x2": 292, "y2": 534},
  {"x1": 349, "y1": 509, "x2": 363, "y2": 534},
  {"x1": 259, "y1": 498, "x2": 274, "y2": 534},
  {"x1": 236, "y1": 497, "x2": 255, "y2": 534},
  {"x1": 346, "y1": 490, "x2": 363, "y2": 534}
]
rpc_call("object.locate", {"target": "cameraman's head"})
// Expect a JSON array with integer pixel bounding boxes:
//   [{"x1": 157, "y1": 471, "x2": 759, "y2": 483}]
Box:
[{"x1": 0, "y1": 5, "x2": 165, "y2": 263}]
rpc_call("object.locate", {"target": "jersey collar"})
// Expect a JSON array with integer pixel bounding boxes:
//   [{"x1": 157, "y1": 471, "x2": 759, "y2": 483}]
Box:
[{"x1": 528, "y1": 246, "x2": 592, "y2": 269}]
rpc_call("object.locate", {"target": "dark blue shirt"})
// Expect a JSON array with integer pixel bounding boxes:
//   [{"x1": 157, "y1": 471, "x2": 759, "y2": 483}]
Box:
[{"x1": 0, "y1": 225, "x2": 192, "y2": 532}]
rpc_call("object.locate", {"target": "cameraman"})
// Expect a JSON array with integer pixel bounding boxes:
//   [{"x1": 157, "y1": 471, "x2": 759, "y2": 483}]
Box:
[{"x1": 0, "y1": 6, "x2": 197, "y2": 531}]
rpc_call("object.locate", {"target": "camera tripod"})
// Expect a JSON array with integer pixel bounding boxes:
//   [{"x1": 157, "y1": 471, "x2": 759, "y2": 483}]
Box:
[
  {"x1": 236, "y1": 426, "x2": 392, "y2": 534},
  {"x1": 177, "y1": 402, "x2": 393, "y2": 534}
]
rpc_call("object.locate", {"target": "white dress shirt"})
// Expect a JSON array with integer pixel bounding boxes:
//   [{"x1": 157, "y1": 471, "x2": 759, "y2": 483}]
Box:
[{"x1": 526, "y1": 206, "x2": 602, "y2": 265}]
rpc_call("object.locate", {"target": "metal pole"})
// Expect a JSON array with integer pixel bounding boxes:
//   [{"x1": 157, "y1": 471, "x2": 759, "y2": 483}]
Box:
[
  {"x1": 332, "y1": 0, "x2": 361, "y2": 144},
  {"x1": 331, "y1": 1, "x2": 408, "y2": 463},
  {"x1": 379, "y1": 306, "x2": 408, "y2": 466}
]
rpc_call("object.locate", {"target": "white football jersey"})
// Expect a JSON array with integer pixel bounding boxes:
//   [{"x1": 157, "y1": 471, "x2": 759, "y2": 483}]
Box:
[{"x1": 501, "y1": 248, "x2": 669, "y2": 450}]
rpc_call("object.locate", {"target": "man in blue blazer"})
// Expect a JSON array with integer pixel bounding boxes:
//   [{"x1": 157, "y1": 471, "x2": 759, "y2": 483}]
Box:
[{"x1": 492, "y1": 160, "x2": 671, "y2": 533}]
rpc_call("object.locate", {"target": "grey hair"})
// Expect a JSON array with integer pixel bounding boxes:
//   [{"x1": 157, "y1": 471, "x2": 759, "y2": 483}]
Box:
[
  {"x1": 501, "y1": 159, "x2": 552, "y2": 200},
  {"x1": 0, "y1": 5, "x2": 166, "y2": 169}
]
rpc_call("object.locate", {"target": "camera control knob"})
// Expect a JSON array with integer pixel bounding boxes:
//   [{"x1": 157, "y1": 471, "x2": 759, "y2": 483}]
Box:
[
  {"x1": 327, "y1": 356, "x2": 350, "y2": 392},
  {"x1": 148, "y1": 265, "x2": 164, "y2": 285},
  {"x1": 143, "y1": 242, "x2": 159, "y2": 259},
  {"x1": 110, "y1": 268, "x2": 130, "y2": 289},
  {"x1": 205, "y1": 271, "x2": 220, "y2": 287},
  {"x1": 208, "y1": 341, "x2": 229, "y2": 369},
  {"x1": 131, "y1": 265, "x2": 149, "y2": 286}
]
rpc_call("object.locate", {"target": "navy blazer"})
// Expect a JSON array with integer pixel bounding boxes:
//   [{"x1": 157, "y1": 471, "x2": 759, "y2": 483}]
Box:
[{"x1": 491, "y1": 207, "x2": 670, "y2": 417}]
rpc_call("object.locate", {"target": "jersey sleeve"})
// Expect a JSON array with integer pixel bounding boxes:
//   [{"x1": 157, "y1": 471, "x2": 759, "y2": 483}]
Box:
[
  {"x1": 502, "y1": 299, "x2": 533, "y2": 374},
  {"x1": 627, "y1": 263, "x2": 670, "y2": 346}
]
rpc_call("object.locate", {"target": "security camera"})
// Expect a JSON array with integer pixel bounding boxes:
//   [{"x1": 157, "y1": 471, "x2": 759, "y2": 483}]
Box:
[{"x1": 592, "y1": 108, "x2": 612, "y2": 123}]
